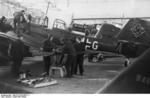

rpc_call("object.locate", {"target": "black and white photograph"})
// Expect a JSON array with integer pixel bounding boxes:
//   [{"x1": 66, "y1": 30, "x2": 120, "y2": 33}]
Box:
[{"x1": 0, "y1": 0, "x2": 150, "y2": 95}]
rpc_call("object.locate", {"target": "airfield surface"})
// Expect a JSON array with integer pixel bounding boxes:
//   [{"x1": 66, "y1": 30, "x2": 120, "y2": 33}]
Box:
[{"x1": 0, "y1": 56, "x2": 129, "y2": 94}]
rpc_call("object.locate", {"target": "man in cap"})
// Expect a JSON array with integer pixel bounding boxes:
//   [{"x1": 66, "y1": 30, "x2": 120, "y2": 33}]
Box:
[
  {"x1": 74, "y1": 37, "x2": 85, "y2": 75},
  {"x1": 10, "y1": 37, "x2": 25, "y2": 77},
  {"x1": 13, "y1": 10, "x2": 26, "y2": 36},
  {"x1": 61, "y1": 38, "x2": 76, "y2": 78},
  {"x1": 0, "y1": 16, "x2": 6, "y2": 32},
  {"x1": 42, "y1": 35, "x2": 56, "y2": 76}
]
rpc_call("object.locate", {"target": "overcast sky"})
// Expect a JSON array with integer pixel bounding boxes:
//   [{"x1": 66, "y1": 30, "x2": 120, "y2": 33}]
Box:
[{"x1": 15, "y1": 0, "x2": 150, "y2": 18}]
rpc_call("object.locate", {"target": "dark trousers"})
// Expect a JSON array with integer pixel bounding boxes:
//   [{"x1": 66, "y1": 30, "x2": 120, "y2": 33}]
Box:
[
  {"x1": 24, "y1": 22, "x2": 31, "y2": 34},
  {"x1": 13, "y1": 19, "x2": 17, "y2": 31},
  {"x1": 11, "y1": 58, "x2": 23, "y2": 77},
  {"x1": 14, "y1": 19, "x2": 28, "y2": 36},
  {"x1": 27, "y1": 22, "x2": 31, "y2": 33},
  {"x1": 43, "y1": 56, "x2": 52, "y2": 75},
  {"x1": 74, "y1": 55, "x2": 84, "y2": 74},
  {"x1": 13, "y1": 21, "x2": 23, "y2": 37},
  {"x1": 65, "y1": 55, "x2": 75, "y2": 77}
]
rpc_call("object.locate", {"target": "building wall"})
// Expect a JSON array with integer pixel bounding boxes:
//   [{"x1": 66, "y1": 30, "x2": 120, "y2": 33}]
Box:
[{"x1": 56, "y1": 0, "x2": 150, "y2": 18}]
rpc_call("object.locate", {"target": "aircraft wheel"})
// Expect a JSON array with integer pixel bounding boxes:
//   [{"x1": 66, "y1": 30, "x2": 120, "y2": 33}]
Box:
[
  {"x1": 124, "y1": 59, "x2": 130, "y2": 67},
  {"x1": 124, "y1": 61, "x2": 128, "y2": 67},
  {"x1": 93, "y1": 57, "x2": 98, "y2": 62}
]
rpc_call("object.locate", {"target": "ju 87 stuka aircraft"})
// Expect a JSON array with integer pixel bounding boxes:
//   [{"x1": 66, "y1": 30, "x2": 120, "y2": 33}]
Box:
[
  {"x1": 71, "y1": 22, "x2": 121, "y2": 62},
  {"x1": 97, "y1": 18, "x2": 150, "y2": 93},
  {"x1": 1, "y1": 16, "x2": 150, "y2": 93},
  {"x1": 0, "y1": 17, "x2": 150, "y2": 66}
]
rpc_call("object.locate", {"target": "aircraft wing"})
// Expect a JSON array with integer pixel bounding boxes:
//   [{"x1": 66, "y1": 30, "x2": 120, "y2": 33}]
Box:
[
  {"x1": 6, "y1": 18, "x2": 150, "y2": 59},
  {"x1": 100, "y1": 48, "x2": 150, "y2": 93},
  {"x1": 0, "y1": 32, "x2": 16, "y2": 66}
]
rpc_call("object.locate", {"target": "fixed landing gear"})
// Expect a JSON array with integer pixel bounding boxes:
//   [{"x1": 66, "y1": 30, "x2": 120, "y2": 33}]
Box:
[
  {"x1": 124, "y1": 58, "x2": 130, "y2": 67},
  {"x1": 88, "y1": 53, "x2": 104, "y2": 63}
]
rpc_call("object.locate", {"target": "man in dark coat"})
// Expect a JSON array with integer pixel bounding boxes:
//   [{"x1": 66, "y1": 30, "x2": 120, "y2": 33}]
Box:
[
  {"x1": 13, "y1": 10, "x2": 27, "y2": 36},
  {"x1": 10, "y1": 38, "x2": 25, "y2": 77},
  {"x1": 13, "y1": 10, "x2": 25, "y2": 29},
  {"x1": 42, "y1": 35, "x2": 56, "y2": 76},
  {"x1": 74, "y1": 37, "x2": 85, "y2": 75},
  {"x1": 0, "y1": 16, "x2": 6, "y2": 32},
  {"x1": 25, "y1": 14, "x2": 32, "y2": 34},
  {"x1": 61, "y1": 38, "x2": 76, "y2": 78}
]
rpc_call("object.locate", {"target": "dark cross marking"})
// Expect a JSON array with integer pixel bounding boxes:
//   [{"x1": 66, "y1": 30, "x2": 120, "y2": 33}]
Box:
[{"x1": 130, "y1": 22, "x2": 145, "y2": 38}]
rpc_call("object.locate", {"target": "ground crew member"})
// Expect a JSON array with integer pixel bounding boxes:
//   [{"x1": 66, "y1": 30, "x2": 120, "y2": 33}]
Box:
[
  {"x1": 74, "y1": 37, "x2": 85, "y2": 75},
  {"x1": 0, "y1": 16, "x2": 6, "y2": 24},
  {"x1": 25, "y1": 14, "x2": 32, "y2": 34},
  {"x1": 10, "y1": 38, "x2": 25, "y2": 77},
  {"x1": 61, "y1": 38, "x2": 76, "y2": 78},
  {"x1": 13, "y1": 10, "x2": 26, "y2": 36},
  {"x1": 42, "y1": 35, "x2": 56, "y2": 76},
  {"x1": 0, "y1": 16, "x2": 6, "y2": 32}
]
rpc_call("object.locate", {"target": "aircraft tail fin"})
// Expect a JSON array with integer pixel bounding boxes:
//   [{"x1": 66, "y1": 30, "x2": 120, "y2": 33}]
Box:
[
  {"x1": 117, "y1": 18, "x2": 150, "y2": 45},
  {"x1": 95, "y1": 23, "x2": 121, "y2": 45}
]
